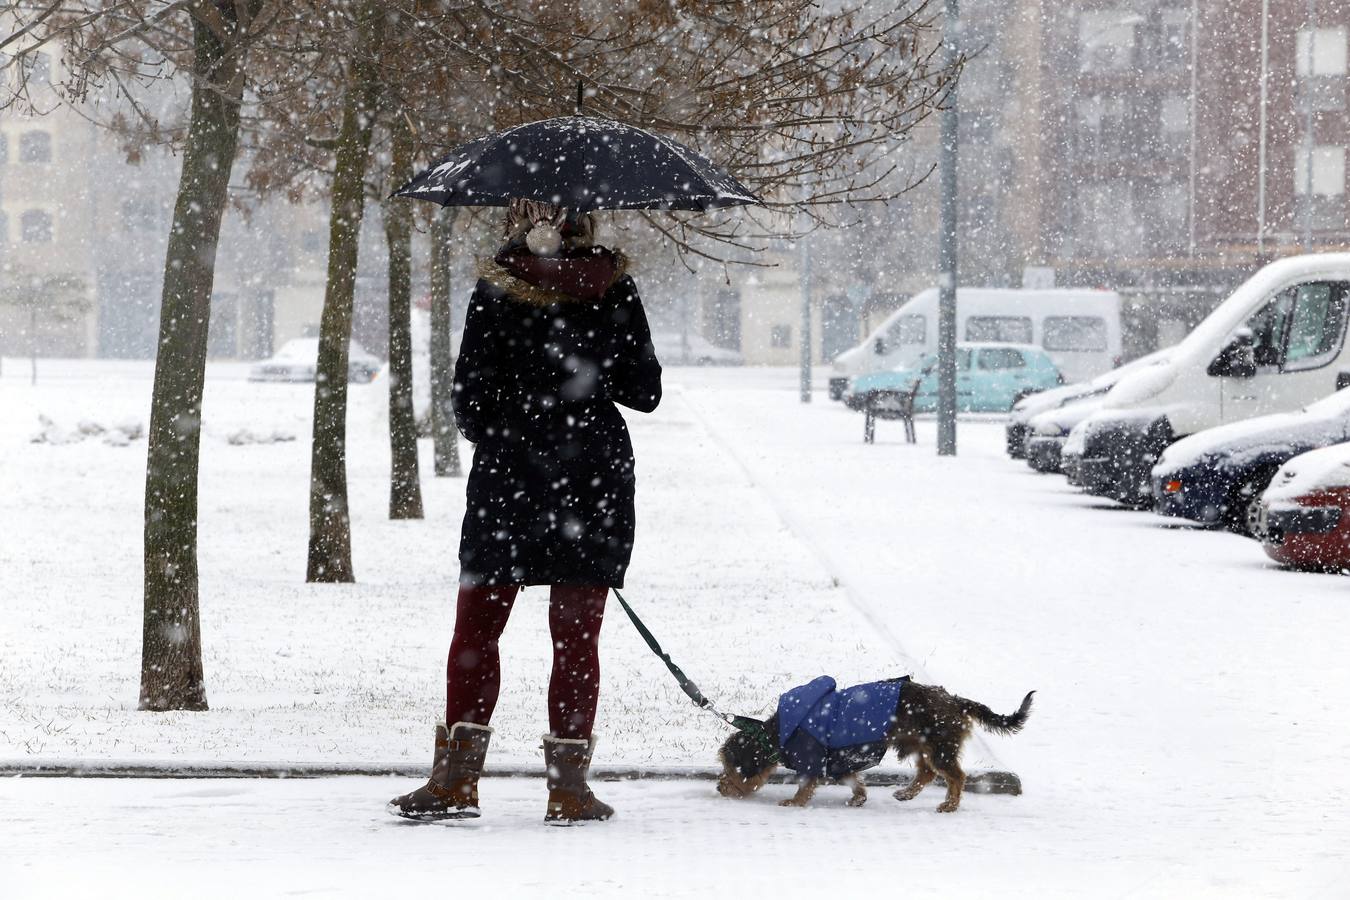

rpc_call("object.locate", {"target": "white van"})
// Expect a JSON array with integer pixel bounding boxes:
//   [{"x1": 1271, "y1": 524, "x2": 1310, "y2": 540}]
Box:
[
  {"x1": 828, "y1": 287, "x2": 1122, "y2": 399},
  {"x1": 1077, "y1": 254, "x2": 1350, "y2": 505}
]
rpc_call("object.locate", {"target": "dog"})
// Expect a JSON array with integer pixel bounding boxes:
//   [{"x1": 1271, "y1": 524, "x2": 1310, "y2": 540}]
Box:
[{"x1": 716, "y1": 677, "x2": 1033, "y2": 813}]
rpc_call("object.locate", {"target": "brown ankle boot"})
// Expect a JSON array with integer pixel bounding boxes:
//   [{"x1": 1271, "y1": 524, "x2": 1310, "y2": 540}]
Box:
[
  {"x1": 542, "y1": 734, "x2": 614, "y2": 825},
  {"x1": 387, "y1": 722, "x2": 492, "y2": 821}
]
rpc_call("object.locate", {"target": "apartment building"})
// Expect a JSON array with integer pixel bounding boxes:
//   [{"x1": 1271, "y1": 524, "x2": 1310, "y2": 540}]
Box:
[{"x1": 0, "y1": 26, "x2": 337, "y2": 362}]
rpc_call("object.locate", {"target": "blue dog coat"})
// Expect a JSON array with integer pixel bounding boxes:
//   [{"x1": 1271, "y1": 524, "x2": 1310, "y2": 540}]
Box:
[{"x1": 777, "y1": 676, "x2": 907, "y2": 779}]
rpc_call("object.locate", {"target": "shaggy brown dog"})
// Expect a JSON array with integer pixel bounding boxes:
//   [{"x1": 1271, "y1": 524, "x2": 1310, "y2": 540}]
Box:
[{"x1": 716, "y1": 681, "x2": 1033, "y2": 812}]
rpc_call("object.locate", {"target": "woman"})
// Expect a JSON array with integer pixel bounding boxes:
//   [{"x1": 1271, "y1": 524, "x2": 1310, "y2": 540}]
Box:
[{"x1": 389, "y1": 199, "x2": 662, "y2": 824}]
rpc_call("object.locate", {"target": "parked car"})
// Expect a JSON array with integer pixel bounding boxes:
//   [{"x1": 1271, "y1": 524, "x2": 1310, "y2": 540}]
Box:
[
  {"x1": 1006, "y1": 381, "x2": 1096, "y2": 459},
  {"x1": 1062, "y1": 418, "x2": 1089, "y2": 485},
  {"x1": 249, "y1": 338, "x2": 382, "y2": 383},
  {"x1": 1151, "y1": 388, "x2": 1350, "y2": 535},
  {"x1": 651, "y1": 331, "x2": 743, "y2": 366},
  {"x1": 1257, "y1": 443, "x2": 1350, "y2": 570},
  {"x1": 847, "y1": 343, "x2": 1062, "y2": 414},
  {"x1": 1026, "y1": 398, "x2": 1105, "y2": 473},
  {"x1": 1077, "y1": 254, "x2": 1350, "y2": 507},
  {"x1": 830, "y1": 287, "x2": 1121, "y2": 400},
  {"x1": 1005, "y1": 348, "x2": 1172, "y2": 460}
]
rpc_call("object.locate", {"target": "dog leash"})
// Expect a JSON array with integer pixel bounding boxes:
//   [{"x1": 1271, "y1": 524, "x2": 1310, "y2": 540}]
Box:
[{"x1": 613, "y1": 589, "x2": 780, "y2": 761}]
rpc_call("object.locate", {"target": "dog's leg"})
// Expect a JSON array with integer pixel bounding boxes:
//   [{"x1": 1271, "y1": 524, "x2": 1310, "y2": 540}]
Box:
[
  {"x1": 893, "y1": 755, "x2": 937, "y2": 802},
  {"x1": 930, "y1": 745, "x2": 966, "y2": 813},
  {"x1": 779, "y1": 777, "x2": 819, "y2": 807},
  {"x1": 717, "y1": 768, "x2": 749, "y2": 799},
  {"x1": 846, "y1": 774, "x2": 867, "y2": 807}
]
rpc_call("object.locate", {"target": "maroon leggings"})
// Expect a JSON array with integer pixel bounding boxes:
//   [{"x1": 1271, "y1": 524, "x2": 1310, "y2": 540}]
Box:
[{"x1": 445, "y1": 583, "x2": 607, "y2": 739}]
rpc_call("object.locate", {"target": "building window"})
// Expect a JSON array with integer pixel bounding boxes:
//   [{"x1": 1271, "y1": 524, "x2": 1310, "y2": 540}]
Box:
[
  {"x1": 1297, "y1": 27, "x2": 1348, "y2": 111},
  {"x1": 1083, "y1": 180, "x2": 1140, "y2": 255},
  {"x1": 0, "y1": 210, "x2": 7, "y2": 245},
  {"x1": 1146, "y1": 180, "x2": 1190, "y2": 247},
  {"x1": 1156, "y1": 8, "x2": 1189, "y2": 68},
  {"x1": 769, "y1": 325, "x2": 792, "y2": 348},
  {"x1": 1077, "y1": 94, "x2": 1130, "y2": 159},
  {"x1": 1160, "y1": 94, "x2": 1188, "y2": 135},
  {"x1": 21, "y1": 209, "x2": 53, "y2": 243},
  {"x1": 1158, "y1": 93, "x2": 1189, "y2": 154},
  {"x1": 0, "y1": 134, "x2": 7, "y2": 165},
  {"x1": 19, "y1": 131, "x2": 51, "y2": 163},
  {"x1": 1078, "y1": 10, "x2": 1140, "y2": 72},
  {"x1": 1294, "y1": 146, "x2": 1346, "y2": 196},
  {"x1": 1297, "y1": 27, "x2": 1348, "y2": 76}
]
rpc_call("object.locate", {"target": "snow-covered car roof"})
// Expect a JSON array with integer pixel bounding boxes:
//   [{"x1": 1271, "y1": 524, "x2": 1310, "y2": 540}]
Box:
[
  {"x1": 1028, "y1": 395, "x2": 1106, "y2": 435},
  {"x1": 1154, "y1": 387, "x2": 1350, "y2": 476},
  {"x1": 1012, "y1": 348, "x2": 1171, "y2": 422},
  {"x1": 1263, "y1": 443, "x2": 1350, "y2": 503},
  {"x1": 269, "y1": 337, "x2": 379, "y2": 364}
]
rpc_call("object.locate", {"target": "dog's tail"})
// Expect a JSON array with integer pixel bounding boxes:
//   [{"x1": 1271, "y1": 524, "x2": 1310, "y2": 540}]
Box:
[{"x1": 960, "y1": 691, "x2": 1034, "y2": 736}]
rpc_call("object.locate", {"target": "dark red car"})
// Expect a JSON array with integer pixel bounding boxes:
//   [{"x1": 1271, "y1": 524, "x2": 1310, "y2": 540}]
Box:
[{"x1": 1258, "y1": 444, "x2": 1350, "y2": 571}]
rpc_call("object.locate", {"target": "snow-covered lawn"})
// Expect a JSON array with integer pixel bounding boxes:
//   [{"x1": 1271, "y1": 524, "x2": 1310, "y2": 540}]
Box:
[{"x1": 3, "y1": 360, "x2": 1348, "y2": 898}]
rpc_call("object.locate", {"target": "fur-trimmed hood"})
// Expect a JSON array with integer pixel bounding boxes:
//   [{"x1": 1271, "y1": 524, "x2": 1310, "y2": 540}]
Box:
[{"x1": 476, "y1": 249, "x2": 628, "y2": 307}]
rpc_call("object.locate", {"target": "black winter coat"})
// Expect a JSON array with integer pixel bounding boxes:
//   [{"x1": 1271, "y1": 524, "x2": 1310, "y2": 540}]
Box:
[{"x1": 452, "y1": 256, "x2": 663, "y2": 588}]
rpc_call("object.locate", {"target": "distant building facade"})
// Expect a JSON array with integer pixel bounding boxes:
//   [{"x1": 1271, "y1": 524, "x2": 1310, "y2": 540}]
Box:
[
  {"x1": 1032, "y1": 0, "x2": 1350, "y2": 353},
  {"x1": 0, "y1": 27, "x2": 339, "y2": 362},
  {"x1": 719, "y1": 0, "x2": 1350, "y2": 367}
]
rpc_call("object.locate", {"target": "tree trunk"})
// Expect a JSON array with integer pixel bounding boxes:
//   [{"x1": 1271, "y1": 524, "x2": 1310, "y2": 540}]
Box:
[
  {"x1": 140, "y1": 5, "x2": 251, "y2": 711},
  {"x1": 306, "y1": 1, "x2": 384, "y2": 582},
  {"x1": 383, "y1": 113, "x2": 422, "y2": 518},
  {"x1": 429, "y1": 205, "x2": 462, "y2": 477}
]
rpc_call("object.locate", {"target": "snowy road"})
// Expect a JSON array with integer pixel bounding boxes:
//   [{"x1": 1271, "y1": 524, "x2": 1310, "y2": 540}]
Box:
[{"x1": 4, "y1": 361, "x2": 1349, "y2": 897}]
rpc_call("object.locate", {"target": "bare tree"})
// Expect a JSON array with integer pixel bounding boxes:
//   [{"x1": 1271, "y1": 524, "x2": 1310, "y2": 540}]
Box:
[
  {"x1": 8, "y1": 0, "x2": 303, "y2": 709},
  {"x1": 139, "y1": 1, "x2": 271, "y2": 710},
  {"x1": 428, "y1": 205, "x2": 463, "y2": 478},
  {"x1": 383, "y1": 110, "x2": 424, "y2": 517},
  {"x1": 305, "y1": 0, "x2": 385, "y2": 582}
]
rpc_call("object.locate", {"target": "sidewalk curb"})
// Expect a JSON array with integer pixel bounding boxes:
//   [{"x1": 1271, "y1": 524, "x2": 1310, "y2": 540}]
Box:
[{"x1": 0, "y1": 760, "x2": 1021, "y2": 794}]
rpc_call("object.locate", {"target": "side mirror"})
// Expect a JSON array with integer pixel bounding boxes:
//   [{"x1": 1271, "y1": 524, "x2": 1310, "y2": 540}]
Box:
[
  {"x1": 873, "y1": 337, "x2": 887, "y2": 356},
  {"x1": 1208, "y1": 331, "x2": 1257, "y2": 378},
  {"x1": 1337, "y1": 371, "x2": 1350, "y2": 391}
]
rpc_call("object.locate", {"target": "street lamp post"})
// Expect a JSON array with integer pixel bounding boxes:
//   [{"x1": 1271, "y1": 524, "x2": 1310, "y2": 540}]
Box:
[
  {"x1": 1303, "y1": 0, "x2": 1318, "y2": 251},
  {"x1": 799, "y1": 228, "x2": 812, "y2": 403},
  {"x1": 936, "y1": 0, "x2": 960, "y2": 455}
]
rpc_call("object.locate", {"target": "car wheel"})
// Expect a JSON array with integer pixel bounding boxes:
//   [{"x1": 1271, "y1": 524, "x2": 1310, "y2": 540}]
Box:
[{"x1": 1226, "y1": 470, "x2": 1276, "y2": 538}]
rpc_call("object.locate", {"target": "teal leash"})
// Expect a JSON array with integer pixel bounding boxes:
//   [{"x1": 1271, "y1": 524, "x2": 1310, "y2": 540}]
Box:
[{"x1": 612, "y1": 588, "x2": 781, "y2": 762}]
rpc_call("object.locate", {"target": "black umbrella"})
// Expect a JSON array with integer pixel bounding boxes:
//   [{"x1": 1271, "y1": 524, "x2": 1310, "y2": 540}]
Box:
[{"x1": 393, "y1": 115, "x2": 759, "y2": 212}]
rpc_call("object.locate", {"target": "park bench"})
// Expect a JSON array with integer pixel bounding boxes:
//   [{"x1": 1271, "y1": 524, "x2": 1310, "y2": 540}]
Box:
[{"x1": 862, "y1": 380, "x2": 921, "y2": 444}]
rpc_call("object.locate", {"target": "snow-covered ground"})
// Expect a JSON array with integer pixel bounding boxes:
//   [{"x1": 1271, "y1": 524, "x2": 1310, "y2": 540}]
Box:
[{"x1": 3, "y1": 360, "x2": 1349, "y2": 898}]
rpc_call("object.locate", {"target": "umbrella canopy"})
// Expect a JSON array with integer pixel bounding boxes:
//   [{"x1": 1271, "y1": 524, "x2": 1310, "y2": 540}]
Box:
[{"x1": 393, "y1": 115, "x2": 759, "y2": 212}]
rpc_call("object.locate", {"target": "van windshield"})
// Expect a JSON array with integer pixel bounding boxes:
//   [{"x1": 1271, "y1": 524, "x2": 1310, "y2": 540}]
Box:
[{"x1": 883, "y1": 314, "x2": 926, "y2": 347}]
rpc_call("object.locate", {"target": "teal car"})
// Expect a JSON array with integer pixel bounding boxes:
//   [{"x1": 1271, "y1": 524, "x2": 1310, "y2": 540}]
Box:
[{"x1": 847, "y1": 343, "x2": 1063, "y2": 413}]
